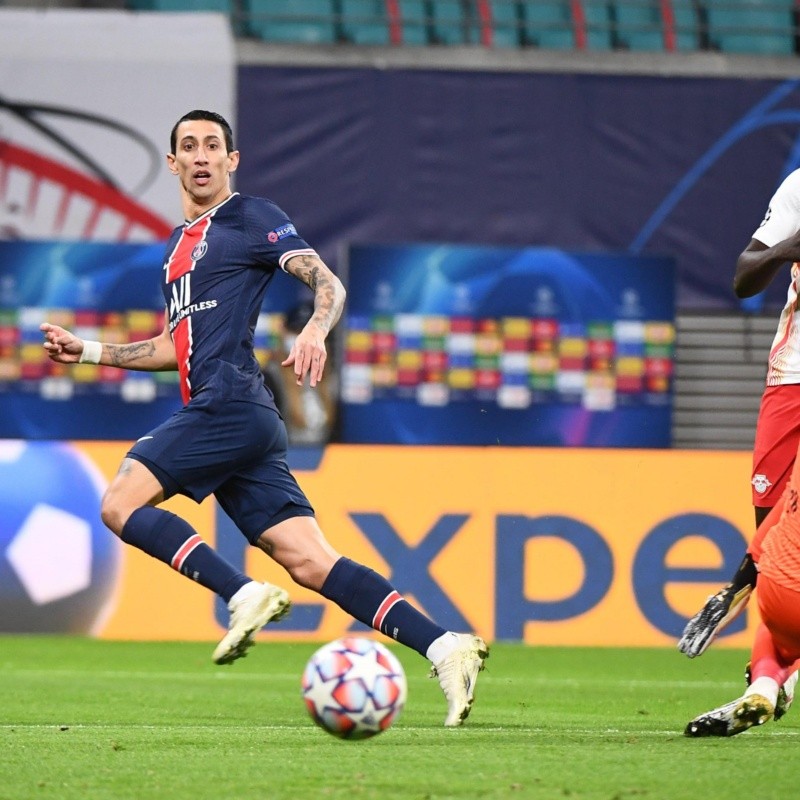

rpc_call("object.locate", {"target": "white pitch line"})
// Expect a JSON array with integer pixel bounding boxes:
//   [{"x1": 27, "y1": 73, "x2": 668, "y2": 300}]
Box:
[
  {"x1": 0, "y1": 668, "x2": 747, "y2": 691},
  {"x1": 0, "y1": 723, "x2": 797, "y2": 737},
  {"x1": 0, "y1": 669, "x2": 303, "y2": 682},
  {"x1": 0, "y1": 723, "x2": 308, "y2": 731}
]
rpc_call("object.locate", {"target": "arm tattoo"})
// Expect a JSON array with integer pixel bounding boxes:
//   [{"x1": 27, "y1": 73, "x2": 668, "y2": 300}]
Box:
[
  {"x1": 289, "y1": 254, "x2": 324, "y2": 291},
  {"x1": 107, "y1": 340, "x2": 157, "y2": 367},
  {"x1": 287, "y1": 254, "x2": 345, "y2": 334},
  {"x1": 117, "y1": 458, "x2": 135, "y2": 476}
]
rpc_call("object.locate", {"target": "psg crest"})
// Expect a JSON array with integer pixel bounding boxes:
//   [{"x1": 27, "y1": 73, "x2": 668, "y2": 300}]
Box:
[{"x1": 191, "y1": 241, "x2": 208, "y2": 261}]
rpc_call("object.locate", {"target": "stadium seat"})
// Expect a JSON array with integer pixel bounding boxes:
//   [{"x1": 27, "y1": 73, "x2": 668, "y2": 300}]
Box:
[
  {"x1": 128, "y1": 0, "x2": 232, "y2": 11},
  {"x1": 670, "y1": 1, "x2": 703, "y2": 51},
  {"x1": 582, "y1": 1, "x2": 614, "y2": 49},
  {"x1": 605, "y1": 1, "x2": 699, "y2": 52},
  {"x1": 509, "y1": 1, "x2": 577, "y2": 49},
  {"x1": 501, "y1": 1, "x2": 612, "y2": 51},
  {"x1": 244, "y1": 0, "x2": 337, "y2": 43},
  {"x1": 703, "y1": 0, "x2": 796, "y2": 55},
  {"x1": 397, "y1": 0, "x2": 434, "y2": 44},
  {"x1": 426, "y1": 0, "x2": 480, "y2": 44},
  {"x1": 609, "y1": 1, "x2": 666, "y2": 50},
  {"x1": 339, "y1": 0, "x2": 391, "y2": 44},
  {"x1": 487, "y1": 0, "x2": 526, "y2": 47}
]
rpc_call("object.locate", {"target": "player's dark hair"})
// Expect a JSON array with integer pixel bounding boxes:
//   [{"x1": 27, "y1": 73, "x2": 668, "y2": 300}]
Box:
[{"x1": 170, "y1": 110, "x2": 234, "y2": 154}]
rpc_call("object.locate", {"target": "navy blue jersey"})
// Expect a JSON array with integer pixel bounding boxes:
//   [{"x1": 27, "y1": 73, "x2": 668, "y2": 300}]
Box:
[{"x1": 161, "y1": 193, "x2": 315, "y2": 406}]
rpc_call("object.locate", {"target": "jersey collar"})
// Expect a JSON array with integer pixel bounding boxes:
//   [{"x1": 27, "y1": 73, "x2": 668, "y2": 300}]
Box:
[{"x1": 184, "y1": 192, "x2": 239, "y2": 229}]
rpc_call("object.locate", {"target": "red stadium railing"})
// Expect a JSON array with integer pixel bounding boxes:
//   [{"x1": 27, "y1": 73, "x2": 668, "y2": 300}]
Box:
[
  {"x1": 115, "y1": 0, "x2": 800, "y2": 55},
  {"x1": 660, "y1": 0, "x2": 677, "y2": 51},
  {"x1": 570, "y1": 0, "x2": 588, "y2": 49}
]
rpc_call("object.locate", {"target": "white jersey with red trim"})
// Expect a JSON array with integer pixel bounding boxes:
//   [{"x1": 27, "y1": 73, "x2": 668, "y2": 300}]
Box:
[
  {"x1": 162, "y1": 192, "x2": 316, "y2": 405},
  {"x1": 753, "y1": 169, "x2": 800, "y2": 386}
]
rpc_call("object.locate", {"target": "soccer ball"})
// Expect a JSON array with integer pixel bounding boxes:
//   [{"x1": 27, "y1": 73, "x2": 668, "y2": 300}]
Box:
[
  {"x1": 0, "y1": 440, "x2": 121, "y2": 633},
  {"x1": 301, "y1": 637, "x2": 408, "y2": 739}
]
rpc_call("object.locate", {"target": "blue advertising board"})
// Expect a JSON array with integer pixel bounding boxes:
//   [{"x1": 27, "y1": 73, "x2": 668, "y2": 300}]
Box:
[
  {"x1": 0, "y1": 240, "x2": 307, "y2": 440},
  {"x1": 237, "y1": 66, "x2": 800, "y2": 311},
  {"x1": 338, "y1": 244, "x2": 675, "y2": 447}
]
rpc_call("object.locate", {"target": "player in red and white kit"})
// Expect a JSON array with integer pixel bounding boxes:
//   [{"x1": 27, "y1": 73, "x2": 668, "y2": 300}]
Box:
[
  {"x1": 680, "y1": 169, "x2": 800, "y2": 659},
  {"x1": 685, "y1": 452, "x2": 800, "y2": 736}
]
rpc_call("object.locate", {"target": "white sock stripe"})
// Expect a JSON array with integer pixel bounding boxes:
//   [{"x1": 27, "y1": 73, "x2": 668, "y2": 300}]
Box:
[
  {"x1": 170, "y1": 534, "x2": 203, "y2": 571},
  {"x1": 372, "y1": 591, "x2": 402, "y2": 630}
]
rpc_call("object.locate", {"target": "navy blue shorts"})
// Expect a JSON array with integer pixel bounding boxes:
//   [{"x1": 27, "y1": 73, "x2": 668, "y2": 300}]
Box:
[{"x1": 127, "y1": 400, "x2": 314, "y2": 543}]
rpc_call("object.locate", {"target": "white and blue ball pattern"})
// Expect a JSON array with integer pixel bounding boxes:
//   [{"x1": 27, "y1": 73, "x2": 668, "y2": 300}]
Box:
[
  {"x1": 0, "y1": 440, "x2": 121, "y2": 633},
  {"x1": 302, "y1": 637, "x2": 407, "y2": 739}
]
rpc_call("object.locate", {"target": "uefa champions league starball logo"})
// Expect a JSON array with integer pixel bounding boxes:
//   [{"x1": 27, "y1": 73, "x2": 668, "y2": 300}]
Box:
[{"x1": 0, "y1": 441, "x2": 121, "y2": 634}]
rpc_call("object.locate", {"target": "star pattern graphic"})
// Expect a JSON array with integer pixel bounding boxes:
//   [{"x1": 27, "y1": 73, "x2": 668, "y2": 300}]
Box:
[{"x1": 302, "y1": 639, "x2": 407, "y2": 739}]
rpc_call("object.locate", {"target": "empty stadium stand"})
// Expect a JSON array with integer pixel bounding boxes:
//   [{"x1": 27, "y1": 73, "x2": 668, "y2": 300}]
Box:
[
  {"x1": 111, "y1": 1, "x2": 800, "y2": 56},
  {"x1": 673, "y1": 313, "x2": 772, "y2": 450},
  {"x1": 702, "y1": 0, "x2": 797, "y2": 55}
]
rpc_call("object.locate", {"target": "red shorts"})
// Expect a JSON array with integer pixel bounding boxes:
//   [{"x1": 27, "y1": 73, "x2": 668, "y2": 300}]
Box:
[
  {"x1": 757, "y1": 573, "x2": 800, "y2": 660},
  {"x1": 752, "y1": 384, "x2": 800, "y2": 508}
]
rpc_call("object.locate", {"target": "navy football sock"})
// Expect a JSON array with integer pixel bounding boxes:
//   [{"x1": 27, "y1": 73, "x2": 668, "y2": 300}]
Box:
[
  {"x1": 320, "y1": 557, "x2": 446, "y2": 656},
  {"x1": 121, "y1": 506, "x2": 250, "y2": 602}
]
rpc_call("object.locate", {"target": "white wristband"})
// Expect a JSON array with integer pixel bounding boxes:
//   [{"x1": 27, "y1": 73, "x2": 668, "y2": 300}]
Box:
[{"x1": 79, "y1": 340, "x2": 102, "y2": 364}]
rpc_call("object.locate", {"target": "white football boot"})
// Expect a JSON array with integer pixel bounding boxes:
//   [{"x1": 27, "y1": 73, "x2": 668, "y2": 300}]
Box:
[
  {"x1": 777, "y1": 670, "x2": 799, "y2": 720},
  {"x1": 212, "y1": 581, "x2": 291, "y2": 665},
  {"x1": 430, "y1": 633, "x2": 489, "y2": 727}
]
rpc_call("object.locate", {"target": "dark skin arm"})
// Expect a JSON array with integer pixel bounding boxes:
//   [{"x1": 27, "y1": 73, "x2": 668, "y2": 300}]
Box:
[
  {"x1": 733, "y1": 234, "x2": 800, "y2": 297},
  {"x1": 734, "y1": 234, "x2": 800, "y2": 527},
  {"x1": 676, "y1": 233, "x2": 791, "y2": 653},
  {"x1": 723, "y1": 234, "x2": 800, "y2": 598}
]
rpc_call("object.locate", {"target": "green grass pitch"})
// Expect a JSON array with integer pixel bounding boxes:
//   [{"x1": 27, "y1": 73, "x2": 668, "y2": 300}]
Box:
[{"x1": 0, "y1": 636, "x2": 795, "y2": 800}]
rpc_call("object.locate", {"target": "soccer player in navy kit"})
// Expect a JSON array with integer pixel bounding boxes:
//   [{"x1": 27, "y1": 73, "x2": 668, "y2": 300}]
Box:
[{"x1": 40, "y1": 110, "x2": 488, "y2": 727}]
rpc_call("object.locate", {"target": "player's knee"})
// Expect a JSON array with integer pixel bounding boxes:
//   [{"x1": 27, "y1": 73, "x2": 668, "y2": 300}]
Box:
[
  {"x1": 285, "y1": 558, "x2": 320, "y2": 590},
  {"x1": 285, "y1": 555, "x2": 330, "y2": 592},
  {"x1": 257, "y1": 517, "x2": 339, "y2": 590},
  {"x1": 99, "y1": 489, "x2": 130, "y2": 537}
]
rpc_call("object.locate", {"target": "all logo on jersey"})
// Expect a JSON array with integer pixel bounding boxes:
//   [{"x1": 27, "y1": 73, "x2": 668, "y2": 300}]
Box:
[
  {"x1": 267, "y1": 223, "x2": 297, "y2": 243},
  {"x1": 168, "y1": 272, "x2": 218, "y2": 331},
  {"x1": 170, "y1": 273, "x2": 192, "y2": 319}
]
